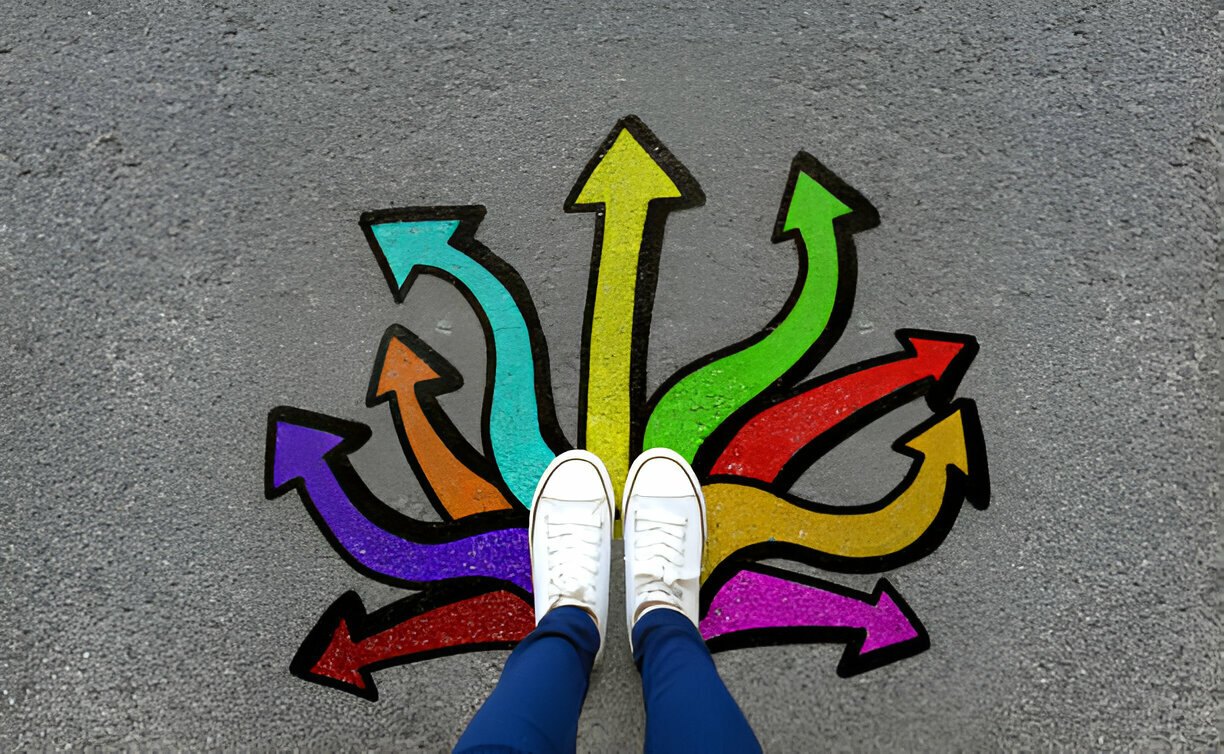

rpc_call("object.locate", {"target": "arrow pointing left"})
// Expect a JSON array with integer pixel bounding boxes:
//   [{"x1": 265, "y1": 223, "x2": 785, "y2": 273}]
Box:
[
  {"x1": 292, "y1": 587, "x2": 535, "y2": 701},
  {"x1": 265, "y1": 406, "x2": 530, "y2": 592}
]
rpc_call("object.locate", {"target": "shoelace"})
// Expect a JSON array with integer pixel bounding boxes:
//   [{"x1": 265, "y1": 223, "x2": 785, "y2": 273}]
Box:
[
  {"x1": 632, "y1": 507, "x2": 689, "y2": 610},
  {"x1": 543, "y1": 502, "x2": 604, "y2": 607}
]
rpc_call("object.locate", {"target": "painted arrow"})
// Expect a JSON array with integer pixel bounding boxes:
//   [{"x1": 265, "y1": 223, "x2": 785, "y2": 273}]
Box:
[
  {"x1": 708, "y1": 330, "x2": 978, "y2": 484},
  {"x1": 265, "y1": 406, "x2": 531, "y2": 592},
  {"x1": 367, "y1": 325, "x2": 515, "y2": 519},
  {"x1": 701, "y1": 565, "x2": 929, "y2": 677},
  {"x1": 566, "y1": 116, "x2": 703, "y2": 492},
  {"x1": 644, "y1": 153, "x2": 880, "y2": 463},
  {"x1": 701, "y1": 400, "x2": 989, "y2": 580},
  {"x1": 361, "y1": 206, "x2": 569, "y2": 508},
  {"x1": 292, "y1": 587, "x2": 536, "y2": 701}
]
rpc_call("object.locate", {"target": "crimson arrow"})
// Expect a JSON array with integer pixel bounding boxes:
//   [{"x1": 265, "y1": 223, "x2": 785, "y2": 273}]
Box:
[
  {"x1": 292, "y1": 587, "x2": 536, "y2": 701},
  {"x1": 705, "y1": 329, "x2": 977, "y2": 486}
]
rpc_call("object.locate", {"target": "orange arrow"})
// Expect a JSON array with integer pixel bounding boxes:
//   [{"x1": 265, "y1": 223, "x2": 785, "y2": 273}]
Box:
[{"x1": 367, "y1": 325, "x2": 514, "y2": 519}]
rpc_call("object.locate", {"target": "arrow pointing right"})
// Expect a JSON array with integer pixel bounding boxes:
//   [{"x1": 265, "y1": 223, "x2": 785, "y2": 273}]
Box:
[
  {"x1": 707, "y1": 330, "x2": 978, "y2": 484},
  {"x1": 701, "y1": 399, "x2": 989, "y2": 579},
  {"x1": 700, "y1": 565, "x2": 929, "y2": 677}
]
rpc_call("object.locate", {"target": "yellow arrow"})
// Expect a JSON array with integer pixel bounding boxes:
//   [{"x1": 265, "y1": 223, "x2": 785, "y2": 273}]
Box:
[
  {"x1": 566, "y1": 116, "x2": 703, "y2": 497},
  {"x1": 702, "y1": 403, "x2": 986, "y2": 579}
]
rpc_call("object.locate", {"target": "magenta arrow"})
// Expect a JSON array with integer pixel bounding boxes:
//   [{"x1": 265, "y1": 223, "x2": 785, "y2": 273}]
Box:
[{"x1": 700, "y1": 566, "x2": 928, "y2": 676}]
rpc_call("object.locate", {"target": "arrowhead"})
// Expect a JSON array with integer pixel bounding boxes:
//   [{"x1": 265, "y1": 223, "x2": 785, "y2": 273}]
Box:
[
  {"x1": 774, "y1": 152, "x2": 879, "y2": 240},
  {"x1": 265, "y1": 408, "x2": 369, "y2": 496},
  {"x1": 309, "y1": 618, "x2": 369, "y2": 691},
  {"x1": 269, "y1": 420, "x2": 346, "y2": 490},
  {"x1": 903, "y1": 334, "x2": 970, "y2": 381},
  {"x1": 859, "y1": 586, "x2": 922, "y2": 655},
  {"x1": 359, "y1": 206, "x2": 485, "y2": 303},
  {"x1": 369, "y1": 325, "x2": 461, "y2": 403},
  {"x1": 902, "y1": 407, "x2": 969, "y2": 475},
  {"x1": 566, "y1": 116, "x2": 703, "y2": 210},
  {"x1": 370, "y1": 219, "x2": 461, "y2": 289},
  {"x1": 782, "y1": 168, "x2": 853, "y2": 233}
]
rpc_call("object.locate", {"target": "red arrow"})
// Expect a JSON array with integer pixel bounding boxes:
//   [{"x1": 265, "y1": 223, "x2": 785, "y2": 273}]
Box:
[
  {"x1": 708, "y1": 330, "x2": 976, "y2": 485},
  {"x1": 292, "y1": 588, "x2": 535, "y2": 701}
]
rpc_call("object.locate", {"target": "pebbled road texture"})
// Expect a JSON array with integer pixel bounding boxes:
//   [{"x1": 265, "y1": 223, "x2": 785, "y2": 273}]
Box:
[{"x1": 1, "y1": 1, "x2": 1219, "y2": 750}]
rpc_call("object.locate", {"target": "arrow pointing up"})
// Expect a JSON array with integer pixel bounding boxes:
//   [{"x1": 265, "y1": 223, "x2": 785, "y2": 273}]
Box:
[
  {"x1": 644, "y1": 152, "x2": 880, "y2": 464},
  {"x1": 567, "y1": 116, "x2": 703, "y2": 494},
  {"x1": 367, "y1": 325, "x2": 515, "y2": 520}
]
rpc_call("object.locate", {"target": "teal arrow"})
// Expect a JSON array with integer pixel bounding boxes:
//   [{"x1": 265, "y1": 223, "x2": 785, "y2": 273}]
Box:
[
  {"x1": 643, "y1": 153, "x2": 879, "y2": 464},
  {"x1": 361, "y1": 206, "x2": 568, "y2": 507}
]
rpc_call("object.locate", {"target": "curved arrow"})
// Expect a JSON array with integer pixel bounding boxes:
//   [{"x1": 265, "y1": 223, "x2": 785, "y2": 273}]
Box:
[
  {"x1": 709, "y1": 330, "x2": 978, "y2": 484},
  {"x1": 361, "y1": 206, "x2": 569, "y2": 507},
  {"x1": 367, "y1": 325, "x2": 515, "y2": 519},
  {"x1": 700, "y1": 565, "x2": 929, "y2": 677},
  {"x1": 566, "y1": 115, "x2": 704, "y2": 491},
  {"x1": 265, "y1": 406, "x2": 530, "y2": 592},
  {"x1": 701, "y1": 400, "x2": 988, "y2": 581},
  {"x1": 292, "y1": 587, "x2": 535, "y2": 701},
  {"x1": 644, "y1": 153, "x2": 879, "y2": 463}
]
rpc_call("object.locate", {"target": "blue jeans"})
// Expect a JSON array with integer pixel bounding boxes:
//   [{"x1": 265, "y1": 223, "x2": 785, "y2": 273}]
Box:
[{"x1": 454, "y1": 606, "x2": 761, "y2": 754}]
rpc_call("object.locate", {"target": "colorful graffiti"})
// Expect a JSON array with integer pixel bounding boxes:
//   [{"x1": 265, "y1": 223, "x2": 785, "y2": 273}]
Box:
[{"x1": 265, "y1": 116, "x2": 989, "y2": 700}]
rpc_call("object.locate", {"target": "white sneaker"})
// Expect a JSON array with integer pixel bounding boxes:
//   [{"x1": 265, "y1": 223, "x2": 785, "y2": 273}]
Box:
[
  {"x1": 623, "y1": 448, "x2": 706, "y2": 645},
  {"x1": 529, "y1": 449, "x2": 614, "y2": 661}
]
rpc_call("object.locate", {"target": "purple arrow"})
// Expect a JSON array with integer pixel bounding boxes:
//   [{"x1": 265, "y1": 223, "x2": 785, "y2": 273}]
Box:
[
  {"x1": 700, "y1": 566, "x2": 927, "y2": 675},
  {"x1": 267, "y1": 411, "x2": 530, "y2": 593}
]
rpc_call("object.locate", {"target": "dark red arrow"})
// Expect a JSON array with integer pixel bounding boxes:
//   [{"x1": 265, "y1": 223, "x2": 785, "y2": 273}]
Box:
[
  {"x1": 291, "y1": 587, "x2": 535, "y2": 701},
  {"x1": 707, "y1": 329, "x2": 977, "y2": 486}
]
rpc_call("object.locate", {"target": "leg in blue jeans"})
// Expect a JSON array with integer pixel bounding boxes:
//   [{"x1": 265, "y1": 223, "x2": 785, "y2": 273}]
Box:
[
  {"x1": 454, "y1": 606, "x2": 599, "y2": 754},
  {"x1": 455, "y1": 605, "x2": 760, "y2": 754},
  {"x1": 633, "y1": 608, "x2": 762, "y2": 754}
]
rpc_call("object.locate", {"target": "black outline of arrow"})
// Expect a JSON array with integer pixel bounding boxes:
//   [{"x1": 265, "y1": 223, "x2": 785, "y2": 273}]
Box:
[
  {"x1": 645, "y1": 151, "x2": 880, "y2": 460},
  {"x1": 359, "y1": 205, "x2": 572, "y2": 505}
]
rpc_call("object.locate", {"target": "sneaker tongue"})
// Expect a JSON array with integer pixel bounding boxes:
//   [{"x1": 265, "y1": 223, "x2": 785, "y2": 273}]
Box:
[{"x1": 540, "y1": 497, "x2": 605, "y2": 524}]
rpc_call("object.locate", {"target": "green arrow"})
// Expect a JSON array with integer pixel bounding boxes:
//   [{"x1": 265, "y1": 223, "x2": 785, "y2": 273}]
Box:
[
  {"x1": 643, "y1": 153, "x2": 879, "y2": 464},
  {"x1": 566, "y1": 116, "x2": 703, "y2": 493}
]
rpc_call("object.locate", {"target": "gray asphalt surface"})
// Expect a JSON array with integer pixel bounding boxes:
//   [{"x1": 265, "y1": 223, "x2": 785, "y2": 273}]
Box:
[{"x1": 1, "y1": 1, "x2": 1219, "y2": 750}]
